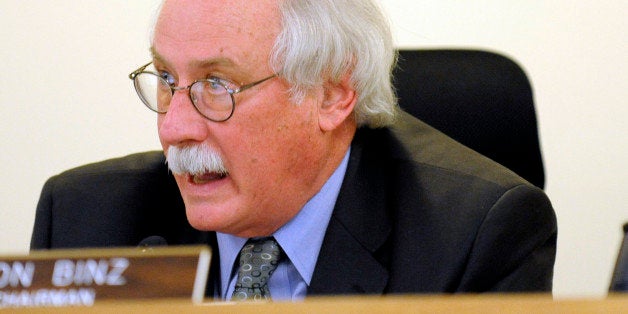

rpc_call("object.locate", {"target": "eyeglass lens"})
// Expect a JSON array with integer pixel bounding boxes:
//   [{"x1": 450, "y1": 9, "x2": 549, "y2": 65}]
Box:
[{"x1": 133, "y1": 72, "x2": 234, "y2": 121}]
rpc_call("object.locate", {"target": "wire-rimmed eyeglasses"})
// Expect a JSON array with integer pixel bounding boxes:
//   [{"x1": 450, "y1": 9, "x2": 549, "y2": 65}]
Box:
[{"x1": 129, "y1": 62, "x2": 277, "y2": 122}]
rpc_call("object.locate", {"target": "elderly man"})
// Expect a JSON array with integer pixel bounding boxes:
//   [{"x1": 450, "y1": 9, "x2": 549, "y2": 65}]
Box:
[{"x1": 31, "y1": 0, "x2": 557, "y2": 301}]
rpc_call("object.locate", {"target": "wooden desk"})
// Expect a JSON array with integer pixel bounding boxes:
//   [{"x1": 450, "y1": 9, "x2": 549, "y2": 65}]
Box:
[{"x1": 3, "y1": 294, "x2": 627, "y2": 313}]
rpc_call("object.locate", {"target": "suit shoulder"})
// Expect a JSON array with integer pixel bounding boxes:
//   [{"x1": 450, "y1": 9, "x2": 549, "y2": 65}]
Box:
[
  {"x1": 45, "y1": 151, "x2": 168, "y2": 192},
  {"x1": 54, "y1": 151, "x2": 166, "y2": 179},
  {"x1": 388, "y1": 112, "x2": 529, "y2": 189}
]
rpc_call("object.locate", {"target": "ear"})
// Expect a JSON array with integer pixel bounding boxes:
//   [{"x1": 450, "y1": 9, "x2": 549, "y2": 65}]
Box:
[{"x1": 318, "y1": 74, "x2": 357, "y2": 132}]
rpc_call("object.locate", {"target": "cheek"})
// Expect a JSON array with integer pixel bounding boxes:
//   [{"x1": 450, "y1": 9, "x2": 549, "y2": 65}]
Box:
[
  {"x1": 156, "y1": 116, "x2": 168, "y2": 150},
  {"x1": 248, "y1": 105, "x2": 316, "y2": 152},
  {"x1": 227, "y1": 109, "x2": 311, "y2": 176},
  {"x1": 221, "y1": 87, "x2": 321, "y2": 174}
]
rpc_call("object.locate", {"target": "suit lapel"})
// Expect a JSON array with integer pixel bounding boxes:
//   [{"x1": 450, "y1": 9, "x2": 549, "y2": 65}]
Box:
[{"x1": 309, "y1": 128, "x2": 392, "y2": 295}]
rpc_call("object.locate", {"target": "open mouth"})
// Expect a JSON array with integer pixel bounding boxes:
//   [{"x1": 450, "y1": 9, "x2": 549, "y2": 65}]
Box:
[{"x1": 190, "y1": 172, "x2": 228, "y2": 184}]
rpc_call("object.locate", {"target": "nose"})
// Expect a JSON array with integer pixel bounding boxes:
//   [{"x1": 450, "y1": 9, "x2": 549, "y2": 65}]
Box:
[{"x1": 158, "y1": 87, "x2": 209, "y2": 147}]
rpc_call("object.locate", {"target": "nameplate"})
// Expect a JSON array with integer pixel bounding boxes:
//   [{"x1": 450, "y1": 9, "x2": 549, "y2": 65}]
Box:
[{"x1": 0, "y1": 245, "x2": 211, "y2": 308}]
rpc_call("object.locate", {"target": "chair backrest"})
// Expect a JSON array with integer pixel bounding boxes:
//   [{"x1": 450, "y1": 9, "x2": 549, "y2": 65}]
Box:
[
  {"x1": 610, "y1": 223, "x2": 628, "y2": 292},
  {"x1": 393, "y1": 49, "x2": 545, "y2": 188}
]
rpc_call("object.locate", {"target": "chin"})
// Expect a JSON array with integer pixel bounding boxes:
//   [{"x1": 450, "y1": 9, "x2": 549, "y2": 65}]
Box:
[{"x1": 183, "y1": 202, "x2": 239, "y2": 233}]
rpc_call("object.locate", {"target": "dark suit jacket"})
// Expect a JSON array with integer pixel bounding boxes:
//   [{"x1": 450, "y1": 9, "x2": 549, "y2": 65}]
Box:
[{"x1": 31, "y1": 112, "x2": 557, "y2": 295}]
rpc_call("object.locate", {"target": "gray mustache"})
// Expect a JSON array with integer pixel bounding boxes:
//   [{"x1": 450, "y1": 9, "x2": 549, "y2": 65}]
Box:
[{"x1": 166, "y1": 145, "x2": 228, "y2": 175}]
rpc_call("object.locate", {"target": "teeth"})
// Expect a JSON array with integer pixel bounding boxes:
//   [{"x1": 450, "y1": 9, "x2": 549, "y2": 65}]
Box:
[{"x1": 192, "y1": 172, "x2": 226, "y2": 184}]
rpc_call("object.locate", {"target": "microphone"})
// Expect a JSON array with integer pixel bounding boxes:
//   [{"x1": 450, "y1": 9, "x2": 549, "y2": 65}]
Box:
[{"x1": 138, "y1": 235, "x2": 168, "y2": 250}]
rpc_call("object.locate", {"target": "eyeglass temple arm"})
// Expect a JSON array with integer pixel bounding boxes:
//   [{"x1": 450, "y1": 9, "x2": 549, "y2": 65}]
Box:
[
  {"x1": 235, "y1": 74, "x2": 278, "y2": 93},
  {"x1": 128, "y1": 62, "x2": 153, "y2": 79}
]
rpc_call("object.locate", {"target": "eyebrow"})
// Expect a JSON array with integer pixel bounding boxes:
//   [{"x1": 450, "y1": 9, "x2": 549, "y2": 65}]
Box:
[{"x1": 150, "y1": 46, "x2": 236, "y2": 69}]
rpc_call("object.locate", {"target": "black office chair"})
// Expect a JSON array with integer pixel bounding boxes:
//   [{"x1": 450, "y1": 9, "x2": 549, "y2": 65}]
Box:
[
  {"x1": 610, "y1": 223, "x2": 628, "y2": 292},
  {"x1": 393, "y1": 49, "x2": 545, "y2": 188}
]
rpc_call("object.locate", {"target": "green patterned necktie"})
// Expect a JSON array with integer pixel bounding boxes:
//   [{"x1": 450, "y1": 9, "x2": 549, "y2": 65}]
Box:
[{"x1": 231, "y1": 237, "x2": 282, "y2": 301}]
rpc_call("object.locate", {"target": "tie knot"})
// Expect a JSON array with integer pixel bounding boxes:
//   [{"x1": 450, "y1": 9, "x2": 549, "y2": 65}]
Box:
[
  {"x1": 241, "y1": 237, "x2": 282, "y2": 260},
  {"x1": 232, "y1": 237, "x2": 283, "y2": 301}
]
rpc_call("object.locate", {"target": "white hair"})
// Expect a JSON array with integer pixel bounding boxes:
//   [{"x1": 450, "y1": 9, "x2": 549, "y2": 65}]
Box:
[
  {"x1": 271, "y1": 0, "x2": 398, "y2": 128},
  {"x1": 151, "y1": 0, "x2": 399, "y2": 128}
]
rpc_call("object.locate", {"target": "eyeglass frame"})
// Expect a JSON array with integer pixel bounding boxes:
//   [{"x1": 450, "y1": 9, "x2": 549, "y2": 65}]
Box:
[{"x1": 128, "y1": 61, "x2": 278, "y2": 122}]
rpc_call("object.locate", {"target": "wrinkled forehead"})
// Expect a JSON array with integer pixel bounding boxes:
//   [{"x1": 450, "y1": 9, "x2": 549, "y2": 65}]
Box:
[{"x1": 152, "y1": 0, "x2": 282, "y2": 66}]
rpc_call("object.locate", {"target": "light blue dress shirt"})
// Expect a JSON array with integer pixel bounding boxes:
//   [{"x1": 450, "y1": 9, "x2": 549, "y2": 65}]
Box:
[{"x1": 216, "y1": 149, "x2": 350, "y2": 301}]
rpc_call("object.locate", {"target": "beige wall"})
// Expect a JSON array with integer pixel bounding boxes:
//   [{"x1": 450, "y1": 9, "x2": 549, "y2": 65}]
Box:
[{"x1": 0, "y1": 0, "x2": 626, "y2": 297}]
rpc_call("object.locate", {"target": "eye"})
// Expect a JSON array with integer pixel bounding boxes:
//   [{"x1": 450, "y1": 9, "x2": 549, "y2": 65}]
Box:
[
  {"x1": 201, "y1": 77, "x2": 228, "y2": 95},
  {"x1": 208, "y1": 79, "x2": 223, "y2": 90},
  {"x1": 159, "y1": 71, "x2": 176, "y2": 86},
  {"x1": 209, "y1": 76, "x2": 236, "y2": 92}
]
